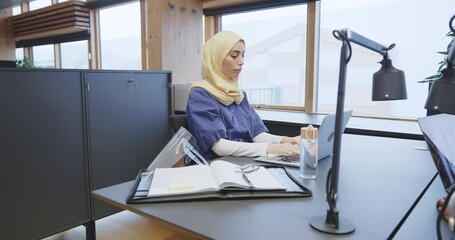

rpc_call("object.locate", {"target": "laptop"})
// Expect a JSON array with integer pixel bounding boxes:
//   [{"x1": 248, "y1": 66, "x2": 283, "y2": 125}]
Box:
[
  {"x1": 254, "y1": 110, "x2": 353, "y2": 168},
  {"x1": 417, "y1": 114, "x2": 455, "y2": 192}
]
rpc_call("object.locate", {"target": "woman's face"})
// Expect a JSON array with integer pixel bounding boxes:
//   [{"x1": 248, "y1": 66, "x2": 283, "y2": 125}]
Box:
[{"x1": 222, "y1": 41, "x2": 245, "y2": 79}]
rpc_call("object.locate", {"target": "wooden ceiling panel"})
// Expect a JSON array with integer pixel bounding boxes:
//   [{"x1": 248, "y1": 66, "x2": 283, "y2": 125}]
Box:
[
  {"x1": 200, "y1": 0, "x2": 267, "y2": 10},
  {"x1": 11, "y1": 1, "x2": 89, "y2": 41}
]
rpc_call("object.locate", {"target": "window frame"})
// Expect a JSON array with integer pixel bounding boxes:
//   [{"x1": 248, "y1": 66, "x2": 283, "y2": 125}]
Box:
[
  {"x1": 214, "y1": 1, "x2": 320, "y2": 113},
  {"x1": 212, "y1": 1, "x2": 428, "y2": 122},
  {"x1": 15, "y1": 0, "x2": 140, "y2": 70}
]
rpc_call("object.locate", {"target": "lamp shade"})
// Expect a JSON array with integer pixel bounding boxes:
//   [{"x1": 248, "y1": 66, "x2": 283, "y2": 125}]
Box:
[
  {"x1": 372, "y1": 59, "x2": 407, "y2": 101},
  {"x1": 424, "y1": 68, "x2": 455, "y2": 114}
]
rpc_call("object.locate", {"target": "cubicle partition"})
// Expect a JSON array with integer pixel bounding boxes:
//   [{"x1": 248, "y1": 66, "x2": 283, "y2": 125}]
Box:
[{"x1": 0, "y1": 68, "x2": 172, "y2": 240}]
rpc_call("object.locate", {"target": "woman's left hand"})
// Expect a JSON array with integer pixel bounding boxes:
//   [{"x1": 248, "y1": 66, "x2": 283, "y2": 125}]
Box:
[{"x1": 281, "y1": 136, "x2": 300, "y2": 145}]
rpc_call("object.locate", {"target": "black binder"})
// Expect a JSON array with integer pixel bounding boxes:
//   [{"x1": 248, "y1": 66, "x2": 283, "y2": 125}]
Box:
[{"x1": 127, "y1": 165, "x2": 312, "y2": 204}]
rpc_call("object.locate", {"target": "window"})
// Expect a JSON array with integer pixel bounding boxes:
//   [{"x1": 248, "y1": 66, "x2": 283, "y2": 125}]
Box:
[
  {"x1": 58, "y1": 0, "x2": 86, "y2": 2},
  {"x1": 99, "y1": 2, "x2": 141, "y2": 70},
  {"x1": 12, "y1": 5, "x2": 22, "y2": 61},
  {"x1": 222, "y1": 5, "x2": 308, "y2": 107},
  {"x1": 61, "y1": 40, "x2": 89, "y2": 69},
  {"x1": 29, "y1": 0, "x2": 51, "y2": 11},
  {"x1": 33, "y1": 45, "x2": 55, "y2": 68},
  {"x1": 13, "y1": 6, "x2": 23, "y2": 62},
  {"x1": 318, "y1": 0, "x2": 454, "y2": 118},
  {"x1": 12, "y1": 5, "x2": 21, "y2": 16},
  {"x1": 16, "y1": 48, "x2": 24, "y2": 61}
]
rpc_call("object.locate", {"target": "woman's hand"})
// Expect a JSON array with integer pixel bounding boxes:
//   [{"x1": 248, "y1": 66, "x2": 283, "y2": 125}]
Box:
[
  {"x1": 437, "y1": 197, "x2": 455, "y2": 231},
  {"x1": 267, "y1": 143, "x2": 300, "y2": 155},
  {"x1": 281, "y1": 136, "x2": 300, "y2": 145}
]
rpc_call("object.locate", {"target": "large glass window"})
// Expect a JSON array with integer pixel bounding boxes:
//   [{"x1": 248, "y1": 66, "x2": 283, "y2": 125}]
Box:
[
  {"x1": 12, "y1": 5, "x2": 21, "y2": 15},
  {"x1": 13, "y1": 5, "x2": 23, "y2": 62},
  {"x1": 33, "y1": 45, "x2": 55, "y2": 68},
  {"x1": 16, "y1": 48, "x2": 24, "y2": 61},
  {"x1": 318, "y1": 0, "x2": 454, "y2": 118},
  {"x1": 61, "y1": 40, "x2": 89, "y2": 69},
  {"x1": 222, "y1": 5, "x2": 308, "y2": 107},
  {"x1": 29, "y1": 0, "x2": 51, "y2": 11},
  {"x1": 99, "y1": 2, "x2": 141, "y2": 70}
]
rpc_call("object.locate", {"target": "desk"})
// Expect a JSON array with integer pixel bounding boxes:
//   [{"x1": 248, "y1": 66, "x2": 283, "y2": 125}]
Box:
[
  {"x1": 394, "y1": 174, "x2": 454, "y2": 239},
  {"x1": 93, "y1": 135, "x2": 434, "y2": 239}
]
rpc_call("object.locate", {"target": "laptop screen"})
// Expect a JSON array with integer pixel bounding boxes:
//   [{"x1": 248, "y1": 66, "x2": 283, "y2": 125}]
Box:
[
  {"x1": 418, "y1": 114, "x2": 455, "y2": 192},
  {"x1": 254, "y1": 110, "x2": 353, "y2": 167},
  {"x1": 318, "y1": 110, "x2": 353, "y2": 160}
]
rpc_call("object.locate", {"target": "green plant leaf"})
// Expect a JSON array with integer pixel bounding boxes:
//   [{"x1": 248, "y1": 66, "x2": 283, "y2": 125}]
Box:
[
  {"x1": 421, "y1": 29, "x2": 454, "y2": 83},
  {"x1": 16, "y1": 57, "x2": 35, "y2": 68}
]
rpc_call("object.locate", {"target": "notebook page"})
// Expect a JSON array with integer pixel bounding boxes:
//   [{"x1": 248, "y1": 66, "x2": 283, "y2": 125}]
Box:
[
  {"x1": 210, "y1": 160, "x2": 249, "y2": 189},
  {"x1": 148, "y1": 165, "x2": 218, "y2": 197},
  {"x1": 210, "y1": 160, "x2": 285, "y2": 190}
]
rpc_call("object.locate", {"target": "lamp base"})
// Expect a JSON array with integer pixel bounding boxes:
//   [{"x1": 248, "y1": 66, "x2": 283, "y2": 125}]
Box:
[{"x1": 310, "y1": 215, "x2": 355, "y2": 235}]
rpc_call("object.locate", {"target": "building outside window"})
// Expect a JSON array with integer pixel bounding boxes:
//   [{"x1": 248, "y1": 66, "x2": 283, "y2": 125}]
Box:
[
  {"x1": 61, "y1": 40, "x2": 89, "y2": 69},
  {"x1": 318, "y1": 0, "x2": 454, "y2": 118},
  {"x1": 12, "y1": 5, "x2": 21, "y2": 15},
  {"x1": 99, "y1": 1, "x2": 141, "y2": 70},
  {"x1": 222, "y1": 5, "x2": 308, "y2": 107},
  {"x1": 29, "y1": 0, "x2": 51, "y2": 11},
  {"x1": 12, "y1": 5, "x2": 23, "y2": 62},
  {"x1": 222, "y1": 0, "x2": 453, "y2": 119},
  {"x1": 15, "y1": 48, "x2": 24, "y2": 62},
  {"x1": 33, "y1": 44, "x2": 55, "y2": 68}
]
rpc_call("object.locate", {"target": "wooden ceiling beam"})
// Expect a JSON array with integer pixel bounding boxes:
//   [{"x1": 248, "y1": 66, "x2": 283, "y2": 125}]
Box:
[{"x1": 200, "y1": 0, "x2": 266, "y2": 10}]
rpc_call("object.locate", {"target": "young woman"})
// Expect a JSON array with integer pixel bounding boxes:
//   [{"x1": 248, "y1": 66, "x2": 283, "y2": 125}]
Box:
[{"x1": 186, "y1": 31, "x2": 300, "y2": 161}]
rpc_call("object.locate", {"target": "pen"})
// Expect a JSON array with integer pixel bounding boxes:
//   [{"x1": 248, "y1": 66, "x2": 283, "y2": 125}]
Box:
[{"x1": 242, "y1": 173, "x2": 254, "y2": 189}]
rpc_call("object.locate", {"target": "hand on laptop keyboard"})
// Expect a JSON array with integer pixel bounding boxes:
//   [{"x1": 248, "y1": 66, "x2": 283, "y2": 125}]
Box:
[{"x1": 280, "y1": 154, "x2": 300, "y2": 163}]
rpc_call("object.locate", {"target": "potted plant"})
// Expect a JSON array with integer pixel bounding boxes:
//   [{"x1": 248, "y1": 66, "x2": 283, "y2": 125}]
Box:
[
  {"x1": 420, "y1": 30, "x2": 454, "y2": 116},
  {"x1": 16, "y1": 57, "x2": 35, "y2": 68},
  {"x1": 420, "y1": 30, "x2": 454, "y2": 84}
]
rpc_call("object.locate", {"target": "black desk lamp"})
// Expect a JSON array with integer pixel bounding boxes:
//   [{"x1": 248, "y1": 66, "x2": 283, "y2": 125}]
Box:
[
  {"x1": 310, "y1": 29, "x2": 407, "y2": 235},
  {"x1": 425, "y1": 15, "x2": 455, "y2": 115}
]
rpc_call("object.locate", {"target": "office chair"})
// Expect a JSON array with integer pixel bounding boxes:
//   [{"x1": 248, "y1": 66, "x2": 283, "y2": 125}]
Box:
[{"x1": 169, "y1": 114, "x2": 188, "y2": 133}]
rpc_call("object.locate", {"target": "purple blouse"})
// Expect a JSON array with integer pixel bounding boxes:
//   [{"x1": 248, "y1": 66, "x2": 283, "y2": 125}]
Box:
[{"x1": 186, "y1": 87, "x2": 269, "y2": 160}]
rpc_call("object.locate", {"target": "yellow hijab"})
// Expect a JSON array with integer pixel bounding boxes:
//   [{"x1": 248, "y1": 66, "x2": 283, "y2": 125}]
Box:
[{"x1": 190, "y1": 31, "x2": 244, "y2": 106}]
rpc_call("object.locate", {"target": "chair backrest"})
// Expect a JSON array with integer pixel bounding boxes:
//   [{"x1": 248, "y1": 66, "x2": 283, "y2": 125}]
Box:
[
  {"x1": 173, "y1": 83, "x2": 191, "y2": 113},
  {"x1": 169, "y1": 114, "x2": 188, "y2": 133}
]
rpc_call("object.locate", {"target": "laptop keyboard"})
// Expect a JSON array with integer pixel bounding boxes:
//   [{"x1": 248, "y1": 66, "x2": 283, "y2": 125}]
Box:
[{"x1": 280, "y1": 154, "x2": 300, "y2": 164}]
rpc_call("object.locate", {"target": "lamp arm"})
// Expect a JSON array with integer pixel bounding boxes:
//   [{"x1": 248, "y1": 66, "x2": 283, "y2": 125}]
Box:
[
  {"x1": 312, "y1": 28, "x2": 404, "y2": 234},
  {"x1": 326, "y1": 28, "x2": 394, "y2": 228},
  {"x1": 341, "y1": 28, "x2": 393, "y2": 58},
  {"x1": 324, "y1": 33, "x2": 350, "y2": 229}
]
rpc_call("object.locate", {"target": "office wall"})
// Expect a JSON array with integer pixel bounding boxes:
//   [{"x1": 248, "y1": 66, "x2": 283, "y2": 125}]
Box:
[{"x1": 0, "y1": 8, "x2": 14, "y2": 60}]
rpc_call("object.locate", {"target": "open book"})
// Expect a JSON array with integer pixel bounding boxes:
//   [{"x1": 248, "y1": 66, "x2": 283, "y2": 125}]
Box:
[{"x1": 148, "y1": 160, "x2": 285, "y2": 197}]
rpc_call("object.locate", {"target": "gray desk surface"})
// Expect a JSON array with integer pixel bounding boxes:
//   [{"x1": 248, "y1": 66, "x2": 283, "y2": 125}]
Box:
[
  {"x1": 93, "y1": 135, "x2": 434, "y2": 240},
  {"x1": 394, "y1": 174, "x2": 454, "y2": 239}
]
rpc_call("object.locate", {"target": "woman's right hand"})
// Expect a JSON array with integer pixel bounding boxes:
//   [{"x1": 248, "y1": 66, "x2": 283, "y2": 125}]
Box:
[{"x1": 267, "y1": 143, "x2": 300, "y2": 156}]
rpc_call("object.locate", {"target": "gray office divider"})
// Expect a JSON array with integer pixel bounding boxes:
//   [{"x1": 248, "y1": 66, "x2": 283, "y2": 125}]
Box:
[
  {"x1": 85, "y1": 70, "x2": 172, "y2": 220},
  {"x1": 0, "y1": 68, "x2": 172, "y2": 240}
]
